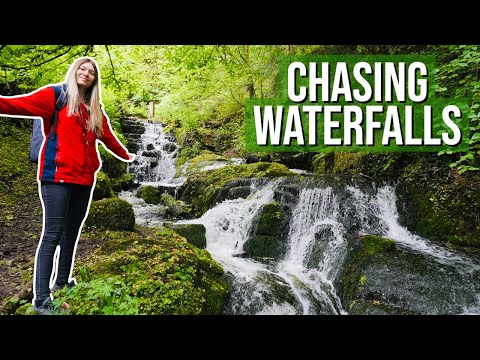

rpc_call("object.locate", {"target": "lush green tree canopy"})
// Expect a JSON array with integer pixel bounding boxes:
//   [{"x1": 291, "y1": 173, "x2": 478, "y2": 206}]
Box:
[{"x1": 1, "y1": 44, "x2": 478, "y2": 172}]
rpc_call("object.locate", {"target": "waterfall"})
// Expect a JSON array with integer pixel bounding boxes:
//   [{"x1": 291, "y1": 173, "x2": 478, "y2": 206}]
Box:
[
  {"x1": 119, "y1": 120, "x2": 183, "y2": 227},
  {"x1": 183, "y1": 180, "x2": 348, "y2": 315},
  {"x1": 119, "y1": 121, "x2": 480, "y2": 314},
  {"x1": 200, "y1": 179, "x2": 277, "y2": 261},
  {"x1": 183, "y1": 178, "x2": 480, "y2": 315},
  {"x1": 348, "y1": 184, "x2": 480, "y2": 272},
  {"x1": 277, "y1": 187, "x2": 348, "y2": 315},
  {"x1": 127, "y1": 121, "x2": 180, "y2": 185}
]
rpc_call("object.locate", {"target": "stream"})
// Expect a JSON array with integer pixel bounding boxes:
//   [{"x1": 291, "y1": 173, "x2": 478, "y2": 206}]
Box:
[{"x1": 119, "y1": 119, "x2": 480, "y2": 315}]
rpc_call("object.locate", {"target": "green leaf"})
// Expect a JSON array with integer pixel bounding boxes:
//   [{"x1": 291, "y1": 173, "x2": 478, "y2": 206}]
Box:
[{"x1": 471, "y1": 133, "x2": 480, "y2": 141}]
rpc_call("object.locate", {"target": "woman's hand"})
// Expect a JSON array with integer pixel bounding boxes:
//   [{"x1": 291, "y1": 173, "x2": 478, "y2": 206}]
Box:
[{"x1": 127, "y1": 153, "x2": 136, "y2": 162}]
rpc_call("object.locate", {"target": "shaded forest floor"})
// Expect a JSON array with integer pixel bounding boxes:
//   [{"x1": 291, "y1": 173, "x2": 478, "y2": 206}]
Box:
[{"x1": 0, "y1": 164, "x2": 98, "y2": 312}]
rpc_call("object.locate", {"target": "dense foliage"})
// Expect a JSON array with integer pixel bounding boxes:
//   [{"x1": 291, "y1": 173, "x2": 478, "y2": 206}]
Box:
[{"x1": 1, "y1": 44, "x2": 478, "y2": 172}]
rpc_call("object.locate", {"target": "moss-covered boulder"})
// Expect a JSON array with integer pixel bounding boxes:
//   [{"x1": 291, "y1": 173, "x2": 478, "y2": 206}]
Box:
[
  {"x1": 243, "y1": 202, "x2": 288, "y2": 260},
  {"x1": 164, "y1": 222, "x2": 207, "y2": 249},
  {"x1": 178, "y1": 159, "x2": 295, "y2": 216},
  {"x1": 84, "y1": 197, "x2": 135, "y2": 231},
  {"x1": 253, "y1": 202, "x2": 282, "y2": 236},
  {"x1": 226, "y1": 186, "x2": 251, "y2": 200},
  {"x1": 99, "y1": 150, "x2": 129, "y2": 179},
  {"x1": 92, "y1": 171, "x2": 113, "y2": 200},
  {"x1": 160, "y1": 194, "x2": 193, "y2": 220},
  {"x1": 243, "y1": 235, "x2": 283, "y2": 260},
  {"x1": 110, "y1": 173, "x2": 136, "y2": 192},
  {"x1": 182, "y1": 150, "x2": 231, "y2": 175},
  {"x1": 138, "y1": 185, "x2": 162, "y2": 205},
  {"x1": 339, "y1": 234, "x2": 396, "y2": 312},
  {"x1": 30, "y1": 227, "x2": 229, "y2": 315},
  {"x1": 338, "y1": 234, "x2": 480, "y2": 314}
]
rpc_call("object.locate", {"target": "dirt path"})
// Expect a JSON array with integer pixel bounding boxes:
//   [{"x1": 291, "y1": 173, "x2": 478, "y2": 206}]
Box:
[
  {"x1": 0, "y1": 183, "x2": 103, "y2": 313},
  {"x1": 0, "y1": 178, "x2": 42, "y2": 309}
]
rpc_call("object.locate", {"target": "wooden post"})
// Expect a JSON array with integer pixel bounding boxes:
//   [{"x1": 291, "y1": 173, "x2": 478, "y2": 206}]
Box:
[{"x1": 149, "y1": 101, "x2": 155, "y2": 119}]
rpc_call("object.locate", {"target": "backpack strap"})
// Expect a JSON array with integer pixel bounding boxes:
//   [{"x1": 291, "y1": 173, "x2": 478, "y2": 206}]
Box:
[{"x1": 50, "y1": 83, "x2": 68, "y2": 139}]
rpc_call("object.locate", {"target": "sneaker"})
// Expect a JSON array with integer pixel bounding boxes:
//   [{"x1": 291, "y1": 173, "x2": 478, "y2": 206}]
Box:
[
  {"x1": 33, "y1": 297, "x2": 56, "y2": 315},
  {"x1": 51, "y1": 280, "x2": 76, "y2": 293}
]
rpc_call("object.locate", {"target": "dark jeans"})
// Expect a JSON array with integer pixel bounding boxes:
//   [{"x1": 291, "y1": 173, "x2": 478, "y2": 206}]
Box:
[{"x1": 34, "y1": 182, "x2": 93, "y2": 306}]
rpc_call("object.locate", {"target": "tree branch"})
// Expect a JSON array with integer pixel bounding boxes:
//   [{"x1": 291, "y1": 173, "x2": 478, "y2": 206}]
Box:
[
  {"x1": 105, "y1": 45, "x2": 120, "y2": 88},
  {"x1": 1, "y1": 46, "x2": 74, "y2": 70}
]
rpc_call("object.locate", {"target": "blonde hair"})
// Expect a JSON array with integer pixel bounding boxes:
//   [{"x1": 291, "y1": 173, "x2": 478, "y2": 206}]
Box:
[{"x1": 64, "y1": 56, "x2": 104, "y2": 137}]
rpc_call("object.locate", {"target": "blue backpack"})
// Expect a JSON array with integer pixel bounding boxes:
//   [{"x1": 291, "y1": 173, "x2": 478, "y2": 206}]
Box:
[{"x1": 29, "y1": 83, "x2": 68, "y2": 163}]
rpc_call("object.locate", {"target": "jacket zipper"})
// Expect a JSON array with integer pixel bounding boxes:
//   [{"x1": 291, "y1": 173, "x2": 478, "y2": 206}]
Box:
[{"x1": 80, "y1": 105, "x2": 89, "y2": 183}]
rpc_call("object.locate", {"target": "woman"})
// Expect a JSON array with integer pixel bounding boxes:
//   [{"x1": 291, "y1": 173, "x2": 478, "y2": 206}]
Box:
[{"x1": 0, "y1": 56, "x2": 136, "y2": 315}]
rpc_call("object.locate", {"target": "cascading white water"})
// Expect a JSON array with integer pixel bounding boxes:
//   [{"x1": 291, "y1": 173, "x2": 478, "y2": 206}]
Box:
[
  {"x1": 119, "y1": 120, "x2": 243, "y2": 227},
  {"x1": 277, "y1": 187, "x2": 348, "y2": 315},
  {"x1": 118, "y1": 121, "x2": 480, "y2": 314},
  {"x1": 179, "y1": 179, "x2": 304, "y2": 314},
  {"x1": 184, "y1": 179, "x2": 277, "y2": 275},
  {"x1": 128, "y1": 121, "x2": 179, "y2": 185},
  {"x1": 344, "y1": 183, "x2": 480, "y2": 314},
  {"x1": 348, "y1": 184, "x2": 480, "y2": 273},
  {"x1": 184, "y1": 181, "x2": 348, "y2": 315},
  {"x1": 119, "y1": 120, "x2": 183, "y2": 226},
  {"x1": 117, "y1": 190, "x2": 165, "y2": 228},
  {"x1": 186, "y1": 179, "x2": 480, "y2": 314}
]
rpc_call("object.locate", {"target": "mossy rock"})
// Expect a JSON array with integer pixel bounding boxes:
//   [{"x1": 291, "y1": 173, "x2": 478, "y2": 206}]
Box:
[
  {"x1": 138, "y1": 185, "x2": 161, "y2": 205},
  {"x1": 84, "y1": 197, "x2": 135, "y2": 231},
  {"x1": 179, "y1": 160, "x2": 295, "y2": 216},
  {"x1": 164, "y1": 222, "x2": 207, "y2": 249},
  {"x1": 243, "y1": 235, "x2": 285, "y2": 259},
  {"x1": 339, "y1": 233, "x2": 479, "y2": 315},
  {"x1": 253, "y1": 202, "x2": 282, "y2": 236},
  {"x1": 395, "y1": 155, "x2": 480, "y2": 247},
  {"x1": 339, "y1": 234, "x2": 395, "y2": 308},
  {"x1": 92, "y1": 171, "x2": 113, "y2": 200},
  {"x1": 184, "y1": 150, "x2": 230, "y2": 175},
  {"x1": 49, "y1": 227, "x2": 228, "y2": 315},
  {"x1": 100, "y1": 151, "x2": 129, "y2": 179},
  {"x1": 243, "y1": 202, "x2": 289, "y2": 260},
  {"x1": 110, "y1": 173, "x2": 136, "y2": 192},
  {"x1": 359, "y1": 234, "x2": 396, "y2": 255},
  {"x1": 160, "y1": 194, "x2": 193, "y2": 220}
]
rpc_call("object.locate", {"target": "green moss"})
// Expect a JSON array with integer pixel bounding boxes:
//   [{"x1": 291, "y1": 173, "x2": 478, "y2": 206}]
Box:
[
  {"x1": 360, "y1": 235, "x2": 396, "y2": 255},
  {"x1": 0, "y1": 119, "x2": 40, "y2": 226},
  {"x1": 243, "y1": 202, "x2": 287, "y2": 260},
  {"x1": 110, "y1": 173, "x2": 135, "y2": 192},
  {"x1": 254, "y1": 202, "x2": 281, "y2": 236},
  {"x1": 185, "y1": 150, "x2": 229, "y2": 175},
  {"x1": 138, "y1": 185, "x2": 161, "y2": 205},
  {"x1": 160, "y1": 194, "x2": 193, "y2": 219},
  {"x1": 99, "y1": 150, "x2": 128, "y2": 179},
  {"x1": 396, "y1": 155, "x2": 480, "y2": 247},
  {"x1": 50, "y1": 226, "x2": 228, "y2": 315},
  {"x1": 312, "y1": 153, "x2": 327, "y2": 173},
  {"x1": 93, "y1": 171, "x2": 113, "y2": 200},
  {"x1": 180, "y1": 160, "x2": 295, "y2": 216},
  {"x1": 244, "y1": 235, "x2": 284, "y2": 259},
  {"x1": 332, "y1": 152, "x2": 362, "y2": 174},
  {"x1": 84, "y1": 197, "x2": 135, "y2": 231},
  {"x1": 164, "y1": 223, "x2": 207, "y2": 249},
  {"x1": 339, "y1": 234, "x2": 396, "y2": 308}
]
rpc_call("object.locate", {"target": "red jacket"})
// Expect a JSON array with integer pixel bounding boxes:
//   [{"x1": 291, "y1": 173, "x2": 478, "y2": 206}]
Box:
[{"x1": 0, "y1": 84, "x2": 130, "y2": 187}]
